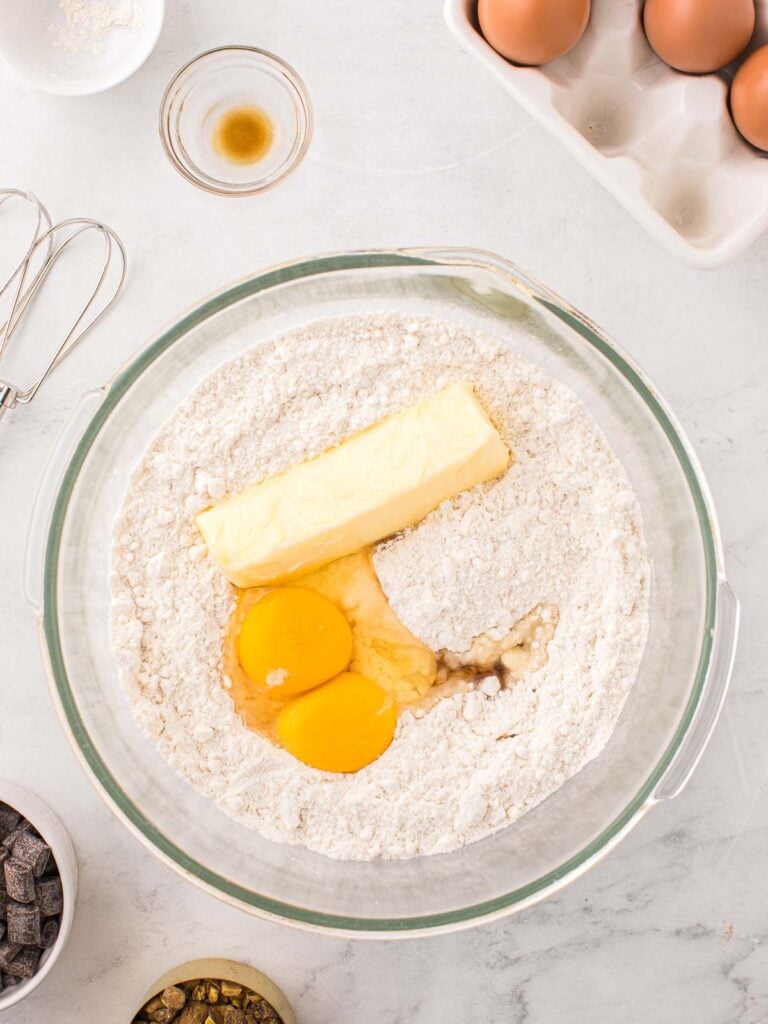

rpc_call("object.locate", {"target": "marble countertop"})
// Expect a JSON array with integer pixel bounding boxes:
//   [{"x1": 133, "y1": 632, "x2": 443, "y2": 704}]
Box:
[{"x1": 1, "y1": 2, "x2": 767, "y2": 1021}]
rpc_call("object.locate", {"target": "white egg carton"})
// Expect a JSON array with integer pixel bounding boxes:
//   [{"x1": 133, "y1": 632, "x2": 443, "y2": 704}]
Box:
[{"x1": 445, "y1": 0, "x2": 768, "y2": 267}]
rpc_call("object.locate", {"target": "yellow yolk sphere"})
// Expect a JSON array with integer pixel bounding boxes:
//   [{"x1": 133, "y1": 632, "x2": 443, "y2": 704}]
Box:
[
  {"x1": 277, "y1": 672, "x2": 398, "y2": 773},
  {"x1": 236, "y1": 587, "x2": 353, "y2": 699}
]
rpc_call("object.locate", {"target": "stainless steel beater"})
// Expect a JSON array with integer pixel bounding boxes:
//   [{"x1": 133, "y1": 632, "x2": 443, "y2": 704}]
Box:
[{"x1": 0, "y1": 188, "x2": 126, "y2": 423}]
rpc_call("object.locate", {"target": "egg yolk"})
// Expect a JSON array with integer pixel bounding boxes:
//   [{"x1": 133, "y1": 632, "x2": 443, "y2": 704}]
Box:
[
  {"x1": 294, "y1": 549, "x2": 436, "y2": 704},
  {"x1": 277, "y1": 672, "x2": 398, "y2": 773},
  {"x1": 237, "y1": 587, "x2": 353, "y2": 699}
]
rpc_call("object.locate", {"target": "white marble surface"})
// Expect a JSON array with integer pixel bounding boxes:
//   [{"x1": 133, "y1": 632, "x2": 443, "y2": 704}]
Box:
[{"x1": 0, "y1": 2, "x2": 767, "y2": 1021}]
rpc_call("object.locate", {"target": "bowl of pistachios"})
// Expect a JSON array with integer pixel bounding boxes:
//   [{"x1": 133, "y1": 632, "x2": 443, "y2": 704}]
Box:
[{"x1": 132, "y1": 958, "x2": 296, "y2": 1024}]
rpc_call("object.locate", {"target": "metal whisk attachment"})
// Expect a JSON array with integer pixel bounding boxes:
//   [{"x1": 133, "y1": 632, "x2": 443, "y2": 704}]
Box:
[{"x1": 0, "y1": 188, "x2": 126, "y2": 424}]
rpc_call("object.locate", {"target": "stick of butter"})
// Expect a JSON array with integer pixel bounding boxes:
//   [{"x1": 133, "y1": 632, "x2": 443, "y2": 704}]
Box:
[{"x1": 196, "y1": 383, "x2": 511, "y2": 588}]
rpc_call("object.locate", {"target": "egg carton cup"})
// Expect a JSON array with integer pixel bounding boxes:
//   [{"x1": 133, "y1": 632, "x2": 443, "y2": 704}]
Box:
[{"x1": 445, "y1": 0, "x2": 768, "y2": 267}]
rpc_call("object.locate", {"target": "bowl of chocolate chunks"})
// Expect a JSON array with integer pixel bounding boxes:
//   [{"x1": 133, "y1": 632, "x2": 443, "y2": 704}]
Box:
[{"x1": 0, "y1": 781, "x2": 77, "y2": 1011}]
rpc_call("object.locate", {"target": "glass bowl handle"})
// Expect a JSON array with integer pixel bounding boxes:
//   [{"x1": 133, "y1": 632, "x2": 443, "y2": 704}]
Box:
[
  {"x1": 24, "y1": 388, "x2": 106, "y2": 614},
  {"x1": 652, "y1": 580, "x2": 739, "y2": 802}
]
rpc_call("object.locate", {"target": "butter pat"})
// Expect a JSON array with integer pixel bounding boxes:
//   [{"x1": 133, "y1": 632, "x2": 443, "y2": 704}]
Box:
[{"x1": 196, "y1": 383, "x2": 511, "y2": 587}]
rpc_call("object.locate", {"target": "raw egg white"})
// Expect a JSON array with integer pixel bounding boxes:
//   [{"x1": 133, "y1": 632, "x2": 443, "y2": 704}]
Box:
[
  {"x1": 731, "y1": 44, "x2": 768, "y2": 152},
  {"x1": 478, "y1": 0, "x2": 591, "y2": 67},
  {"x1": 643, "y1": 0, "x2": 755, "y2": 74}
]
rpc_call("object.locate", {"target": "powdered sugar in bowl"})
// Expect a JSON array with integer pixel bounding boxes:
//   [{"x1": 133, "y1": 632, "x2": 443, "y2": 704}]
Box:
[
  {"x1": 26, "y1": 249, "x2": 737, "y2": 935},
  {"x1": 0, "y1": 0, "x2": 164, "y2": 96}
]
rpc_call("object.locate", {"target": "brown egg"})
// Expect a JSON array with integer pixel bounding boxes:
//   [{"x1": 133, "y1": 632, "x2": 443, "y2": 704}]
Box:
[
  {"x1": 478, "y1": 0, "x2": 591, "y2": 67},
  {"x1": 643, "y1": 0, "x2": 755, "y2": 74},
  {"x1": 731, "y1": 44, "x2": 768, "y2": 151}
]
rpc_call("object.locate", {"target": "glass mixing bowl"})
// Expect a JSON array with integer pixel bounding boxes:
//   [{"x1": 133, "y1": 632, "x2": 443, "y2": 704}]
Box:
[{"x1": 26, "y1": 249, "x2": 738, "y2": 936}]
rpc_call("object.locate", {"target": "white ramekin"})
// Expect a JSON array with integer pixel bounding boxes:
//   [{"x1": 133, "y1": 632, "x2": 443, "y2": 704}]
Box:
[{"x1": 0, "y1": 780, "x2": 77, "y2": 1012}]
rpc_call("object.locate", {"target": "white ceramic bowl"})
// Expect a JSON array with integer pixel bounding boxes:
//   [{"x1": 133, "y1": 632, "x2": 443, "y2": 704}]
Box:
[
  {"x1": 0, "y1": 781, "x2": 77, "y2": 1012},
  {"x1": 0, "y1": 0, "x2": 164, "y2": 96}
]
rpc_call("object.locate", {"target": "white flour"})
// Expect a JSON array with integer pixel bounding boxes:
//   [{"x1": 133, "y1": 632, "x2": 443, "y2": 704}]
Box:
[
  {"x1": 49, "y1": 0, "x2": 144, "y2": 56},
  {"x1": 110, "y1": 314, "x2": 649, "y2": 861}
]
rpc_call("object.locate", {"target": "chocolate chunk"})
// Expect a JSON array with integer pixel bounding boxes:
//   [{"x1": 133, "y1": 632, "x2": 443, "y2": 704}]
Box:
[
  {"x1": 0, "y1": 806, "x2": 21, "y2": 836},
  {"x1": 2, "y1": 820, "x2": 31, "y2": 849},
  {"x1": 149, "y1": 1010, "x2": 176, "y2": 1023},
  {"x1": 10, "y1": 832, "x2": 50, "y2": 878},
  {"x1": 7, "y1": 904, "x2": 41, "y2": 946},
  {"x1": 6, "y1": 946, "x2": 40, "y2": 979},
  {"x1": 4, "y1": 859, "x2": 35, "y2": 903},
  {"x1": 254, "y1": 1001, "x2": 279, "y2": 1021},
  {"x1": 217, "y1": 1007, "x2": 245, "y2": 1024},
  {"x1": 35, "y1": 876, "x2": 63, "y2": 916},
  {"x1": 0, "y1": 939, "x2": 21, "y2": 970},
  {"x1": 2, "y1": 830, "x2": 22, "y2": 852},
  {"x1": 39, "y1": 917, "x2": 58, "y2": 949},
  {"x1": 162, "y1": 986, "x2": 187, "y2": 1011},
  {"x1": 178, "y1": 1001, "x2": 210, "y2": 1024}
]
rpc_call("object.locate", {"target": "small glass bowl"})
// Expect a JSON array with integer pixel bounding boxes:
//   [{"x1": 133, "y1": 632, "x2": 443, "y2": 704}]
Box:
[{"x1": 159, "y1": 46, "x2": 313, "y2": 197}]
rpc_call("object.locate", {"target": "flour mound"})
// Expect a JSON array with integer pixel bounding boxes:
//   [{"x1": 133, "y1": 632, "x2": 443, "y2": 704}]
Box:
[{"x1": 110, "y1": 314, "x2": 649, "y2": 861}]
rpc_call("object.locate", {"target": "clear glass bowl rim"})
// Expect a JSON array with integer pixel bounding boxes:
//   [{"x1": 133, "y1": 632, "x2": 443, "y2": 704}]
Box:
[{"x1": 40, "y1": 248, "x2": 722, "y2": 934}]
